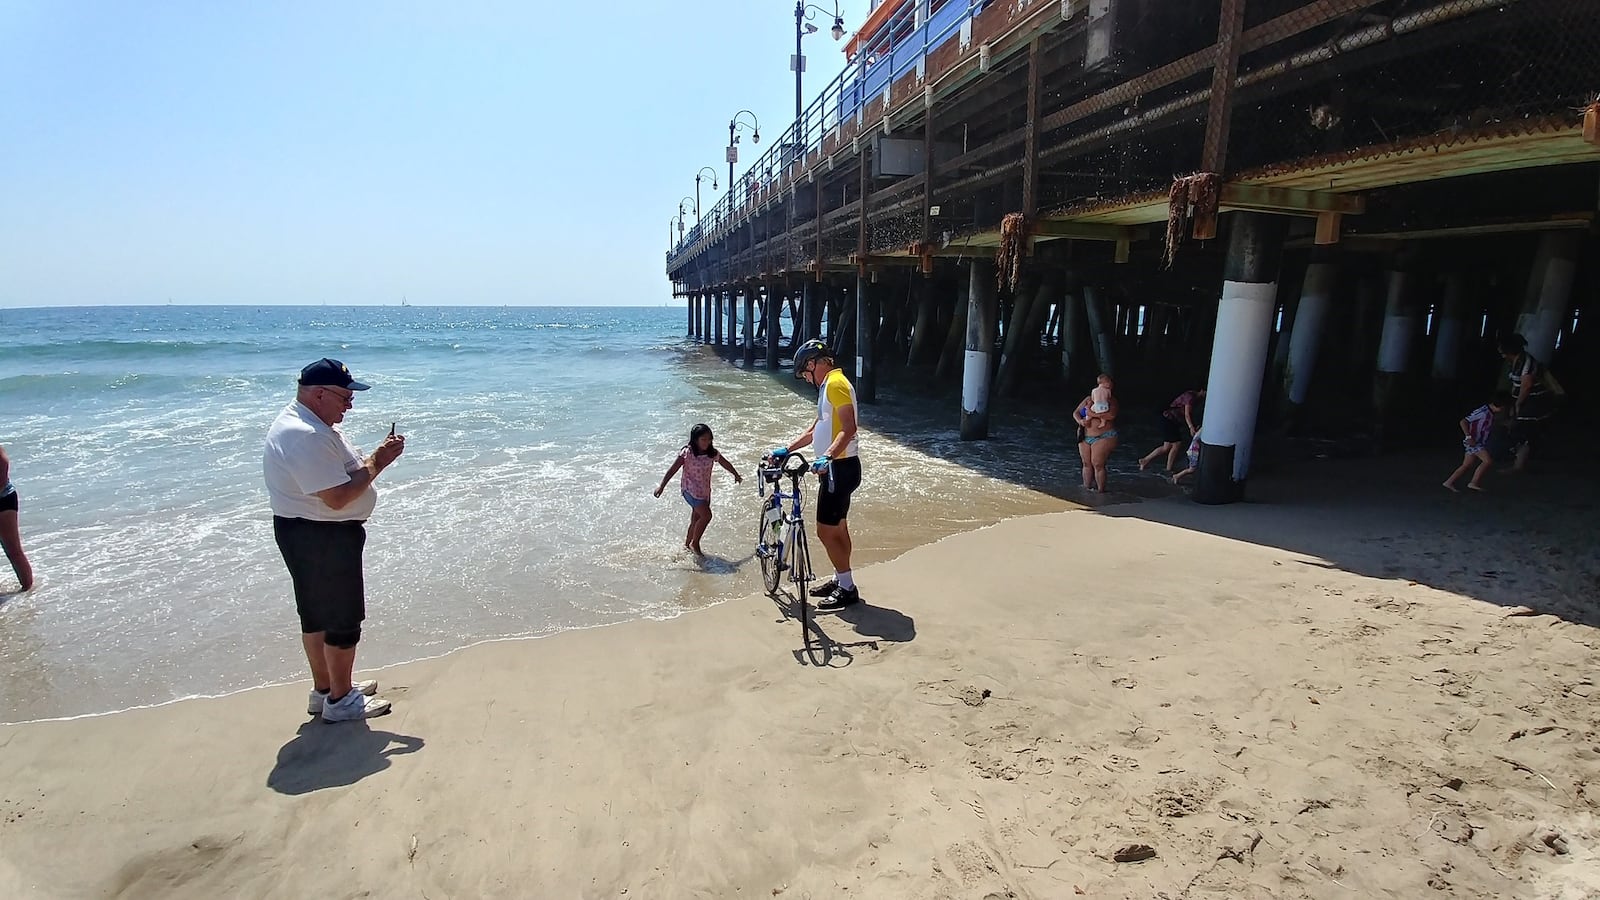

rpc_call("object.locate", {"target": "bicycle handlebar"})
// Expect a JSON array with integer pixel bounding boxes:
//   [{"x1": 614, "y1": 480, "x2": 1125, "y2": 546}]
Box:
[{"x1": 758, "y1": 450, "x2": 809, "y2": 481}]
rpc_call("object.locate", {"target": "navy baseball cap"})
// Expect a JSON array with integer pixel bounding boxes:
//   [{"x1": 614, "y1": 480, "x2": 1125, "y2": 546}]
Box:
[{"x1": 298, "y1": 358, "x2": 370, "y2": 391}]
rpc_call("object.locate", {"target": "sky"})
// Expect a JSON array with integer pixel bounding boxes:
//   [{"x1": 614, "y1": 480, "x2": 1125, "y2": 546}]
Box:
[{"x1": 0, "y1": 1, "x2": 870, "y2": 307}]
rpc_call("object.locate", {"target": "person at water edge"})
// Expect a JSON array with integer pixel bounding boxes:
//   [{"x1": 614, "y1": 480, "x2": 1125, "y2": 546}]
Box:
[
  {"x1": 1443, "y1": 392, "x2": 1511, "y2": 493},
  {"x1": 1139, "y1": 387, "x2": 1205, "y2": 473},
  {"x1": 263, "y1": 358, "x2": 404, "y2": 722},
  {"x1": 1074, "y1": 374, "x2": 1120, "y2": 492},
  {"x1": 1498, "y1": 333, "x2": 1558, "y2": 472},
  {"x1": 654, "y1": 424, "x2": 742, "y2": 556},
  {"x1": 0, "y1": 445, "x2": 35, "y2": 592},
  {"x1": 775, "y1": 339, "x2": 863, "y2": 612}
]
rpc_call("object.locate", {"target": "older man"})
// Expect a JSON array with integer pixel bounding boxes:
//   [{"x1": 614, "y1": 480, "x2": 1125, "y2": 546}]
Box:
[{"x1": 264, "y1": 358, "x2": 404, "y2": 722}]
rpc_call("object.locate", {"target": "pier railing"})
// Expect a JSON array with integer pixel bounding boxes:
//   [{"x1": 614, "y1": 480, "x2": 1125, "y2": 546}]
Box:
[{"x1": 670, "y1": 0, "x2": 991, "y2": 260}]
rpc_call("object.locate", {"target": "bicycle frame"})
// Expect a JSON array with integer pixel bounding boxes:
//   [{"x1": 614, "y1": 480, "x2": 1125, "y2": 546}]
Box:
[{"x1": 757, "y1": 453, "x2": 808, "y2": 567}]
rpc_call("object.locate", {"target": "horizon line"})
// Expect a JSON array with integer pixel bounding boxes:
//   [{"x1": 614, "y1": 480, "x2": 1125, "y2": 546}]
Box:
[{"x1": 0, "y1": 301, "x2": 679, "y2": 312}]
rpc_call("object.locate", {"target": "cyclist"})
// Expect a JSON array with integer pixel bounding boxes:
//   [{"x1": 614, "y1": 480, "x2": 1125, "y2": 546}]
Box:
[{"x1": 772, "y1": 339, "x2": 862, "y2": 611}]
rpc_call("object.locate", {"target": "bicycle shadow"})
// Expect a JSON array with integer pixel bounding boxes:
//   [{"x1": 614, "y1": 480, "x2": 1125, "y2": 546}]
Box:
[{"x1": 765, "y1": 588, "x2": 916, "y2": 668}]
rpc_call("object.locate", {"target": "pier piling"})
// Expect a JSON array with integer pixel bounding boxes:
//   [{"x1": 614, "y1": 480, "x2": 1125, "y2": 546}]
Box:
[
  {"x1": 1195, "y1": 213, "x2": 1287, "y2": 503},
  {"x1": 961, "y1": 259, "x2": 998, "y2": 440}
]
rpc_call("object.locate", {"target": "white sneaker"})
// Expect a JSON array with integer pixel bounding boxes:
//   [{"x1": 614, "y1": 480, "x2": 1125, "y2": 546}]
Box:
[
  {"x1": 322, "y1": 687, "x2": 391, "y2": 722},
  {"x1": 308, "y1": 679, "x2": 380, "y2": 716}
]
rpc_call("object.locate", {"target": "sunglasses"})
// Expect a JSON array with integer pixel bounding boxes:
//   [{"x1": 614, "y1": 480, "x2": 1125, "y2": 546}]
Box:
[{"x1": 318, "y1": 386, "x2": 355, "y2": 403}]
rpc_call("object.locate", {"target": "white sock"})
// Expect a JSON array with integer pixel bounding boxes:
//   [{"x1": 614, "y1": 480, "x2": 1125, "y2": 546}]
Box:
[{"x1": 836, "y1": 570, "x2": 855, "y2": 590}]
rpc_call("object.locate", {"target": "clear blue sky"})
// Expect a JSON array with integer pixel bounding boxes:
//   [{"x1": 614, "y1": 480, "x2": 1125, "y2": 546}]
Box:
[{"x1": 0, "y1": 1, "x2": 869, "y2": 307}]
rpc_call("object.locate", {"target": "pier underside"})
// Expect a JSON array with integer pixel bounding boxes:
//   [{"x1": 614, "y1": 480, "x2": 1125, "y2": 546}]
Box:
[{"x1": 668, "y1": 0, "x2": 1600, "y2": 498}]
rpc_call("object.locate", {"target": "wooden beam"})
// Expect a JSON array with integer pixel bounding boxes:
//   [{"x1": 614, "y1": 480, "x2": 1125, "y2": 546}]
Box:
[
  {"x1": 1585, "y1": 103, "x2": 1600, "y2": 147},
  {"x1": 1343, "y1": 211, "x2": 1594, "y2": 242},
  {"x1": 1032, "y1": 221, "x2": 1144, "y2": 241},
  {"x1": 857, "y1": 142, "x2": 870, "y2": 275},
  {"x1": 851, "y1": 254, "x2": 924, "y2": 267},
  {"x1": 1314, "y1": 212, "x2": 1342, "y2": 246},
  {"x1": 1200, "y1": 0, "x2": 1245, "y2": 174},
  {"x1": 1022, "y1": 38, "x2": 1041, "y2": 221},
  {"x1": 1219, "y1": 183, "x2": 1366, "y2": 216}
]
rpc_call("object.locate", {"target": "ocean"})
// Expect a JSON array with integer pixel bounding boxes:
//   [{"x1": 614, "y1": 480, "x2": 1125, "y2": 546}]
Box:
[{"x1": 0, "y1": 305, "x2": 1084, "y2": 722}]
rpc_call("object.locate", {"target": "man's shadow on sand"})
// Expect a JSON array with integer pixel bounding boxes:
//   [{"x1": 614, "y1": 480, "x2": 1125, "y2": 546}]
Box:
[{"x1": 267, "y1": 720, "x2": 424, "y2": 796}]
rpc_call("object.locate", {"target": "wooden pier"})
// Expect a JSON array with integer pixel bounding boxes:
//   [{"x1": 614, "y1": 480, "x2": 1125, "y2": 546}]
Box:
[{"x1": 668, "y1": 0, "x2": 1600, "y2": 501}]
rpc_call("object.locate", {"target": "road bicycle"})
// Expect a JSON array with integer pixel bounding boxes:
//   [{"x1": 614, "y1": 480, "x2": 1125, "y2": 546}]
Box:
[{"x1": 755, "y1": 450, "x2": 815, "y2": 637}]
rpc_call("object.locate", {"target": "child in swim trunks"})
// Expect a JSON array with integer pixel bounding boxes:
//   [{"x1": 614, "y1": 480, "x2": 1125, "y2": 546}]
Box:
[
  {"x1": 655, "y1": 423, "x2": 742, "y2": 555},
  {"x1": 1170, "y1": 428, "x2": 1202, "y2": 485},
  {"x1": 1443, "y1": 393, "x2": 1509, "y2": 493}
]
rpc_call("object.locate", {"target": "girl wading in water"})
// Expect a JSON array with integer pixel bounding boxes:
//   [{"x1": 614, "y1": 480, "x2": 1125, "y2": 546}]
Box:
[{"x1": 654, "y1": 424, "x2": 742, "y2": 556}]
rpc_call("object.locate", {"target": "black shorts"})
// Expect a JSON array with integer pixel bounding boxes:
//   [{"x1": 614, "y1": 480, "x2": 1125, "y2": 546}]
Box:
[
  {"x1": 1159, "y1": 414, "x2": 1186, "y2": 444},
  {"x1": 0, "y1": 490, "x2": 16, "y2": 514},
  {"x1": 273, "y1": 516, "x2": 367, "y2": 635},
  {"x1": 816, "y1": 456, "x2": 862, "y2": 527},
  {"x1": 1510, "y1": 417, "x2": 1545, "y2": 449}
]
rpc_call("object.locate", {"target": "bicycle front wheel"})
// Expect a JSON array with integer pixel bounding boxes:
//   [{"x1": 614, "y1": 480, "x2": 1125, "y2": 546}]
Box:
[{"x1": 758, "y1": 502, "x2": 781, "y2": 596}]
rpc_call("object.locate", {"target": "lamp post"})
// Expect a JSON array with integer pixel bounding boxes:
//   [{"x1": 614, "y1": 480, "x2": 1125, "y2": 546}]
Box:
[
  {"x1": 677, "y1": 197, "x2": 697, "y2": 244},
  {"x1": 727, "y1": 110, "x2": 760, "y2": 208},
  {"x1": 693, "y1": 167, "x2": 719, "y2": 223},
  {"x1": 794, "y1": 1, "x2": 846, "y2": 122}
]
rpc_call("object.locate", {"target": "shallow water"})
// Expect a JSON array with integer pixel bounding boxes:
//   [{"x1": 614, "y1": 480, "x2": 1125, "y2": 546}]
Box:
[{"x1": 0, "y1": 306, "x2": 1109, "y2": 721}]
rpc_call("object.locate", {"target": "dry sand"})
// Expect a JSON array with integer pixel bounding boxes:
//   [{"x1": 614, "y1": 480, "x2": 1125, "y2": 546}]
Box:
[{"x1": 2, "y1": 454, "x2": 1597, "y2": 899}]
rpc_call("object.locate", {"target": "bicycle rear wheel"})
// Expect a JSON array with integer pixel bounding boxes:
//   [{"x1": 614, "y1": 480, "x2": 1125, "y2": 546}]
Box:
[
  {"x1": 788, "y1": 520, "x2": 812, "y2": 637},
  {"x1": 758, "y1": 500, "x2": 781, "y2": 596}
]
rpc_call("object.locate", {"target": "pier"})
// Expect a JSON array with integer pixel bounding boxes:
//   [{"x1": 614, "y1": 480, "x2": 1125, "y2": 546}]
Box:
[{"x1": 668, "y1": 0, "x2": 1600, "y2": 501}]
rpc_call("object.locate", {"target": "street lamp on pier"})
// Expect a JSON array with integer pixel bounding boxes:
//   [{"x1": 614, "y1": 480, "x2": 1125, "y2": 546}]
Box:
[
  {"x1": 727, "y1": 110, "x2": 761, "y2": 206},
  {"x1": 794, "y1": 1, "x2": 845, "y2": 122},
  {"x1": 677, "y1": 197, "x2": 698, "y2": 244},
  {"x1": 693, "y1": 167, "x2": 719, "y2": 223}
]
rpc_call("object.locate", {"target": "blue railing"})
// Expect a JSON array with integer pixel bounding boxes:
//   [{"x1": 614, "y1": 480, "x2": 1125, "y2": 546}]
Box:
[{"x1": 669, "y1": 0, "x2": 991, "y2": 266}]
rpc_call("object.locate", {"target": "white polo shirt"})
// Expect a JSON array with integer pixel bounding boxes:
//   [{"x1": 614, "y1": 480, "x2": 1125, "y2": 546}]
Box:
[{"x1": 263, "y1": 402, "x2": 376, "y2": 522}]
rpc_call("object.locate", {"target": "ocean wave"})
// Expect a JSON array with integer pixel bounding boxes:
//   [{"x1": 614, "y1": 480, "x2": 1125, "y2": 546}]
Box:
[{"x1": 0, "y1": 338, "x2": 268, "y2": 362}]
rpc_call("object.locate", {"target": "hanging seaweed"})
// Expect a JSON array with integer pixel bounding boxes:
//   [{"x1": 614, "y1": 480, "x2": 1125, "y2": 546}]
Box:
[
  {"x1": 1162, "y1": 172, "x2": 1220, "y2": 269},
  {"x1": 995, "y1": 212, "x2": 1029, "y2": 292}
]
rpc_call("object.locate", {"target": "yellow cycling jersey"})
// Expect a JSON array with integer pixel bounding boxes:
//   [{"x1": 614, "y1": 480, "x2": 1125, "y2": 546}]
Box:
[{"x1": 812, "y1": 369, "x2": 859, "y2": 459}]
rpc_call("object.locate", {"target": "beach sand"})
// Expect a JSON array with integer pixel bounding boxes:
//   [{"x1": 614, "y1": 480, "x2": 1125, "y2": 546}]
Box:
[{"x1": 2, "y1": 454, "x2": 1597, "y2": 899}]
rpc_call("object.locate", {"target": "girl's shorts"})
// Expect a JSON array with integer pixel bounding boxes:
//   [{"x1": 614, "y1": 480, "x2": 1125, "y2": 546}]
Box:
[{"x1": 682, "y1": 490, "x2": 709, "y2": 508}]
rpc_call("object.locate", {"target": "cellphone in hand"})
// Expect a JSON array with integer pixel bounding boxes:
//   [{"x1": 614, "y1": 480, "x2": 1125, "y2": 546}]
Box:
[{"x1": 389, "y1": 422, "x2": 397, "y2": 438}]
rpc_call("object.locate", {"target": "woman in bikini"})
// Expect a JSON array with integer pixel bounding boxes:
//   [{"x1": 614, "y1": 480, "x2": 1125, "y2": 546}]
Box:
[{"x1": 1074, "y1": 374, "x2": 1120, "y2": 492}]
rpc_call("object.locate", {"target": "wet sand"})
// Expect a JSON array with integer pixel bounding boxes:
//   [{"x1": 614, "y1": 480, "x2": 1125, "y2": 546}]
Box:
[{"x1": 2, "y1": 451, "x2": 1597, "y2": 899}]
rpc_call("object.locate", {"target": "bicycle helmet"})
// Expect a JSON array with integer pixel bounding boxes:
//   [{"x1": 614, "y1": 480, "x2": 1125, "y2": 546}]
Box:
[{"x1": 792, "y1": 339, "x2": 830, "y2": 376}]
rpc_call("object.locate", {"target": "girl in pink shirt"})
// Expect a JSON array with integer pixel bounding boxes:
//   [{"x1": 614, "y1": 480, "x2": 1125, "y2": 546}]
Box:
[{"x1": 654, "y1": 424, "x2": 742, "y2": 555}]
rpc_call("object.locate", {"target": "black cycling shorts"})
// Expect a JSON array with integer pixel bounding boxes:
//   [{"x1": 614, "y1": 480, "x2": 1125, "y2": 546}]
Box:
[
  {"x1": 816, "y1": 456, "x2": 862, "y2": 527},
  {"x1": 273, "y1": 516, "x2": 367, "y2": 635},
  {"x1": 0, "y1": 490, "x2": 16, "y2": 514}
]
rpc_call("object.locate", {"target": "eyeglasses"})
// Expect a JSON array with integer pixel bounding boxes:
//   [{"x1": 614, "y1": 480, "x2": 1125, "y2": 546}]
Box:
[{"x1": 318, "y1": 386, "x2": 354, "y2": 404}]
